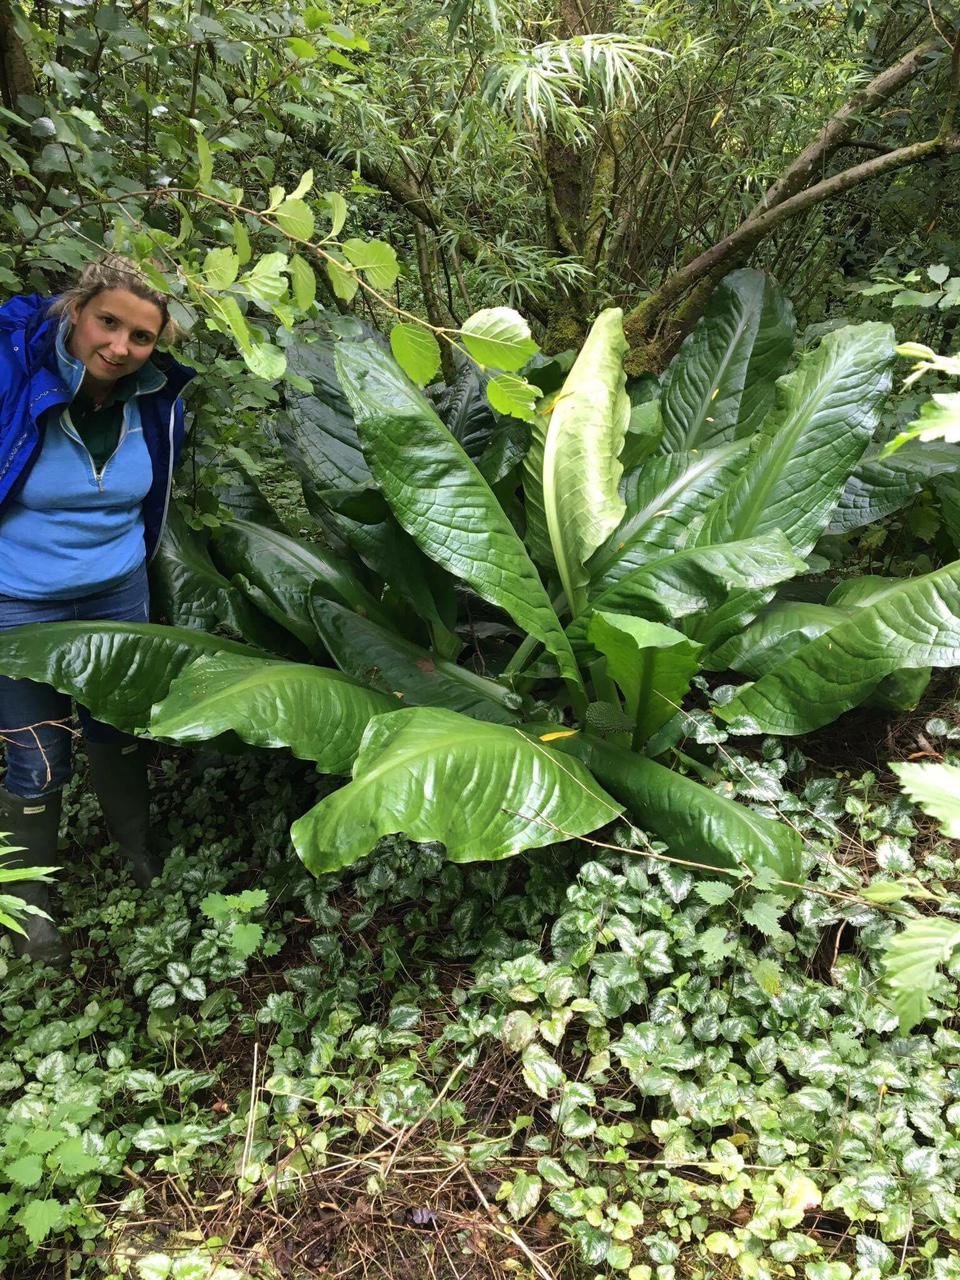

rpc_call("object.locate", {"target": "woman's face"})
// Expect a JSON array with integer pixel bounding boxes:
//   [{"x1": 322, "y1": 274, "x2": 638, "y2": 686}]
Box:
[{"x1": 67, "y1": 288, "x2": 164, "y2": 389}]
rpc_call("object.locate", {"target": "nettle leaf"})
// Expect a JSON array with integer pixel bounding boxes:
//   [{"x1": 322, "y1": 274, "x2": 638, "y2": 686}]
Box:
[
  {"x1": 53, "y1": 1136, "x2": 98, "y2": 1176},
  {"x1": 698, "y1": 925, "x2": 737, "y2": 963},
  {"x1": 695, "y1": 881, "x2": 736, "y2": 906},
  {"x1": 16, "y1": 1199, "x2": 65, "y2": 1247},
  {"x1": 752, "y1": 957, "x2": 783, "y2": 996},
  {"x1": 230, "y1": 922, "x2": 265, "y2": 957},
  {"x1": 891, "y1": 761, "x2": 960, "y2": 836},
  {"x1": 742, "y1": 893, "x2": 789, "y2": 938},
  {"x1": 341, "y1": 238, "x2": 399, "y2": 289},
  {"x1": 4, "y1": 1153, "x2": 43, "y2": 1186},
  {"x1": 390, "y1": 323, "x2": 442, "y2": 386},
  {"x1": 883, "y1": 917, "x2": 960, "y2": 1032},
  {"x1": 486, "y1": 373, "x2": 539, "y2": 422},
  {"x1": 199, "y1": 892, "x2": 231, "y2": 920},
  {"x1": 460, "y1": 307, "x2": 539, "y2": 371},
  {"x1": 232, "y1": 888, "x2": 269, "y2": 912}
]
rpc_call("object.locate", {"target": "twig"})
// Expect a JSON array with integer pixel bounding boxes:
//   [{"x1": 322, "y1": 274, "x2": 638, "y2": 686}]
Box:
[
  {"x1": 460, "y1": 1163, "x2": 556, "y2": 1280},
  {"x1": 382, "y1": 1058, "x2": 468, "y2": 1179}
]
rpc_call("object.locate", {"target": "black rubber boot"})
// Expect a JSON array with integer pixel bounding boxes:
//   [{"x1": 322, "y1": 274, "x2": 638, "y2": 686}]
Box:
[
  {"x1": 85, "y1": 741, "x2": 163, "y2": 889},
  {"x1": 0, "y1": 787, "x2": 68, "y2": 964}
]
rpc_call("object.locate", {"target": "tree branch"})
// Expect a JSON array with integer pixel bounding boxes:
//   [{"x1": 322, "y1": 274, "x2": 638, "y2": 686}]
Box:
[
  {"x1": 747, "y1": 38, "x2": 941, "y2": 218},
  {"x1": 624, "y1": 132, "x2": 960, "y2": 349}
]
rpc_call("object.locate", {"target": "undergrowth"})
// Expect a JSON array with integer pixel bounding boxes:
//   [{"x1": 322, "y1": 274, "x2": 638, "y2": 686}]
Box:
[{"x1": 1, "y1": 712, "x2": 959, "y2": 1280}]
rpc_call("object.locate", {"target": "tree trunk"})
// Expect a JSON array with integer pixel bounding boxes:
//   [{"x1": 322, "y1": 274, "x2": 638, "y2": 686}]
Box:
[{"x1": 0, "y1": 0, "x2": 33, "y2": 111}]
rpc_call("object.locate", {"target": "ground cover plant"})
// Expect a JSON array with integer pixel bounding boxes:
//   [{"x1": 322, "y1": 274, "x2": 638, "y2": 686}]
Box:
[{"x1": 0, "y1": 707, "x2": 959, "y2": 1278}]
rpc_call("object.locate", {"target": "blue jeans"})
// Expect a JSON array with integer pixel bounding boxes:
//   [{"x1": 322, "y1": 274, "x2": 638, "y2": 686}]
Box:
[{"x1": 0, "y1": 562, "x2": 149, "y2": 798}]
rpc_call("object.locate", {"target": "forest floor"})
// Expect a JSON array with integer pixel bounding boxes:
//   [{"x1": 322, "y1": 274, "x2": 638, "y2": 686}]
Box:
[{"x1": 3, "y1": 684, "x2": 960, "y2": 1280}]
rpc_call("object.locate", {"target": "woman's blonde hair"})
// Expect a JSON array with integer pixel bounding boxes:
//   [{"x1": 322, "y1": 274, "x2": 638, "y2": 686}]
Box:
[{"x1": 48, "y1": 253, "x2": 177, "y2": 343}]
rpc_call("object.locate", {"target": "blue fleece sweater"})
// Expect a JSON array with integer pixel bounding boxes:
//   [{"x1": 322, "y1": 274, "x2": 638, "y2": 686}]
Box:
[{"x1": 0, "y1": 318, "x2": 165, "y2": 600}]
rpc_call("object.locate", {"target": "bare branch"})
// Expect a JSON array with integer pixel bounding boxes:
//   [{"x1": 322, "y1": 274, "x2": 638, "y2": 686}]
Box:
[
  {"x1": 624, "y1": 131, "x2": 960, "y2": 347},
  {"x1": 748, "y1": 38, "x2": 941, "y2": 218}
]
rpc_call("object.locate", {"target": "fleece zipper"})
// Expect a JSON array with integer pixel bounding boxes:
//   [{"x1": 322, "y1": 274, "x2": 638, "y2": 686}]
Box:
[{"x1": 60, "y1": 405, "x2": 130, "y2": 494}]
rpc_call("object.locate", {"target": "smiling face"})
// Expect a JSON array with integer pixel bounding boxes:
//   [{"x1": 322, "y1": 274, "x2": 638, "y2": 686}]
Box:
[{"x1": 67, "y1": 288, "x2": 164, "y2": 393}]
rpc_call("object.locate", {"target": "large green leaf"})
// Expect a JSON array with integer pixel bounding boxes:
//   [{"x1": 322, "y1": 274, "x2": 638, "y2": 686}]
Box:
[
  {"x1": 150, "y1": 503, "x2": 293, "y2": 653},
  {"x1": 828, "y1": 442, "x2": 960, "y2": 534},
  {"x1": 569, "y1": 532, "x2": 804, "y2": 647},
  {"x1": 335, "y1": 341, "x2": 580, "y2": 684},
  {"x1": 825, "y1": 576, "x2": 905, "y2": 608},
  {"x1": 718, "y1": 558, "x2": 960, "y2": 735},
  {"x1": 278, "y1": 333, "x2": 373, "y2": 491},
  {"x1": 216, "y1": 467, "x2": 288, "y2": 531},
  {"x1": 521, "y1": 407, "x2": 554, "y2": 571},
  {"x1": 588, "y1": 613, "x2": 701, "y2": 746},
  {"x1": 519, "y1": 354, "x2": 577, "y2": 570},
  {"x1": 279, "y1": 342, "x2": 469, "y2": 657},
  {"x1": 882, "y1": 916, "x2": 960, "y2": 1033},
  {"x1": 0, "y1": 622, "x2": 260, "y2": 734},
  {"x1": 588, "y1": 441, "x2": 750, "y2": 592},
  {"x1": 711, "y1": 602, "x2": 850, "y2": 677},
  {"x1": 555, "y1": 733, "x2": 802, "y2": 884},
  {"x1": 890, "y1": 761, "x2": 960, "y2": 838},
  {"x1": 149, "y1": 652, "x2": 395, "y2": 769},
  {"x1": 212, "y1": 518, "x2": 392, "y2": 655},
  {"x1": 695, "y1": 322, "x2": 895, "y2": 555},
  {"x1": 293, "y1": 707, "x2": 620, "y2": 872},
  {"x1": 541, "y1": 308, "x2": 631, "y2": 617},
  {"x1": 937, "y1": 472, "x2": 960, "y2": 552},
  {"x1": 310, "y1": 597, "x2": 522, "y2": 724},
  {"x1": 659, "y1": 269, "x2": 795, "y2": 454},
  {"x1": 306, "y1": 495, "x2": 463, "y2": 655}
]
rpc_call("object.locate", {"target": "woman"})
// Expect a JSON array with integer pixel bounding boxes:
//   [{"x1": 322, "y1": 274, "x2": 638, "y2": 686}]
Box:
[{"x1": 0, "y1": 255, "x2": 194, "y2": 963}]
